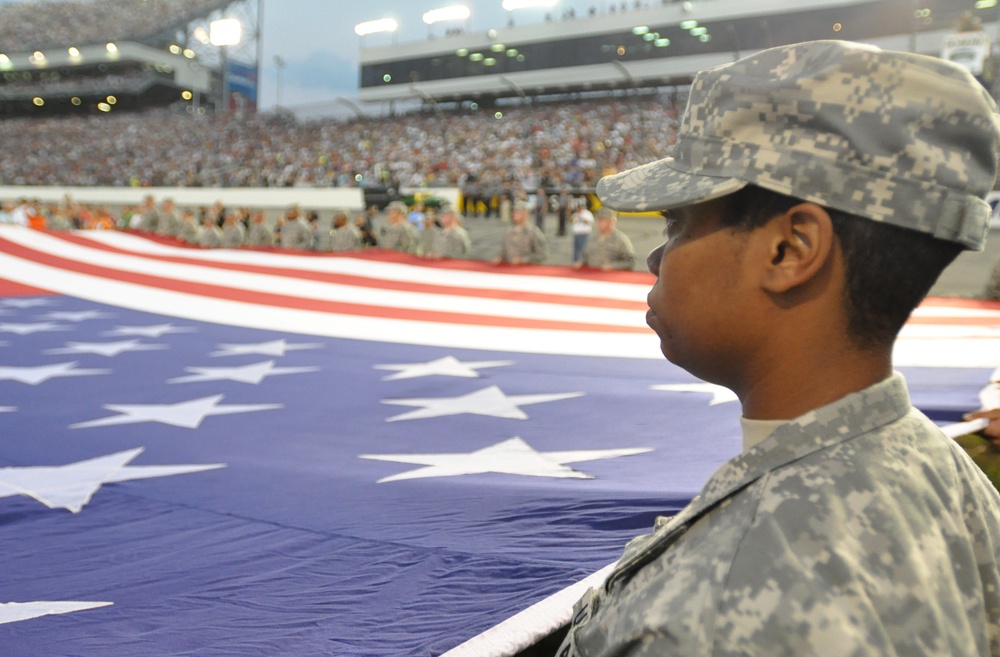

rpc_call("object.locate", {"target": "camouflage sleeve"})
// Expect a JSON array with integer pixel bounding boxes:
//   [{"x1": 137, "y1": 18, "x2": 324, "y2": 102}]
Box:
[{"x1": 558, "y1": 386, "x2": 1000, "y2": 657}]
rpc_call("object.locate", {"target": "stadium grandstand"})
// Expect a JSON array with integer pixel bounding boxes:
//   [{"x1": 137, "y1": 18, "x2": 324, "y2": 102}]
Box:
[
  {"x1": 0, "y1": 0, "x2": 996, "y2": 198},
  {"x1": 0, "y1": 0, "x2": 256, "y2": 117},
  {"x1": 359, "y1": 0, "x2": 997, "y2": 106}
]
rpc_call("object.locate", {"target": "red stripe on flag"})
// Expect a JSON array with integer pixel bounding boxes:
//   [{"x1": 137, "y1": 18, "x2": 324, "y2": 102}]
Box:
[
  {"x1": 51, "y1": 231, "x2": 651, "y2": 311},
  {"x1": 0, "y1": 236, "x2": 649, "y2": 333}
]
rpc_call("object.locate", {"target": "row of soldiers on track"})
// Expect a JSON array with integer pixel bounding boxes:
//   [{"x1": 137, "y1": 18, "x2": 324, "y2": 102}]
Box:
[{"x1": 129, "y1": 194, "x2": 638, "y2": 270}]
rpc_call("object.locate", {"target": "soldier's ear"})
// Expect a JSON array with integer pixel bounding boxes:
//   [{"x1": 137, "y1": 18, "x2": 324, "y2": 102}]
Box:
[{"x1": 759, "y1": 203, "x2": 834, "y2": 294}]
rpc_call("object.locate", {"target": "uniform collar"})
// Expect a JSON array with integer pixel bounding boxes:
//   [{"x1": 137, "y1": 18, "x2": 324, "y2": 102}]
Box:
[{"x1": 607, "y1": 373, "x2": 910, "y2": 591}]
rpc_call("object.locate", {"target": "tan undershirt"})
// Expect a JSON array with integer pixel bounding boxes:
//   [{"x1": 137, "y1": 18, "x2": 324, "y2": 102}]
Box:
[{"x1": 740, "y1": 416, "x2": 790, "y2": 454}]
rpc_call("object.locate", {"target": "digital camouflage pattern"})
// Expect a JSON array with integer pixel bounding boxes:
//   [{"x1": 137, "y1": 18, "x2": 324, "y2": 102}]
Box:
[
  {"x1": 597, "y1": 40, "x2": 1000, "y2": 250},
  {"x1": 499, "y1": 223, "x2": 548, "y2": 264},
  {"x1": 581, "y1": 229, "x2": 636, "y2": 270},
  {"x1": 428, "y1": 225, "x2": 472, "y2": 259},
  {"x1": 381, "y1": 221, "x2": 419, "y2": 254},
  {"x1": 557, "y1": 374, "x2": 1000, "y2": 656},
  {"x1": 329, "y1": 224, "x2": 363, "y2": 252}
]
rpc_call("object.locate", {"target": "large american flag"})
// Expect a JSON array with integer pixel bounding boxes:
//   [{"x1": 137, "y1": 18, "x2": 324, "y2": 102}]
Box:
[{"x1": 0, "y1": 225, "x2": 996, "y2": 656}]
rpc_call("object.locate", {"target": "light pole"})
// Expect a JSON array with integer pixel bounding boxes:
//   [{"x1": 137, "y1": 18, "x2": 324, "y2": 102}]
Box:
[{"x1": 273, "y1": 54, "x2": 285, "y2": 108}]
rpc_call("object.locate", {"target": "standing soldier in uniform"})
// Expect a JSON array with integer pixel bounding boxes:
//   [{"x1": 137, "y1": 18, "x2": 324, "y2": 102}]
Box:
[
  {"x1": 329, "y1": 211, "x2": 362, "y2": 252},
  {"x1": 577, "y1": 207, "x2": 635, "y2": 270},
  {"x1": 494, "y1": 200, "x2": 547, "y2": 265},
  {"x1": 245, "y1": 210, "x2": 275, "y2": 247},
  {"x1": 380, "y1": 201, "x2": 419, "y2": 254},
  {"x1": 279, "y1": 205, "x2": 313, "y2": 251},
  {"x1": 426, "y1": 204, "x2": 471, "y2": 260},
  {"x1": 220, "y1": 210, "x2": 246, "y2": 248},
  {"x1": 553, "y1": 40, "x2": 1000, "y2": 657}
]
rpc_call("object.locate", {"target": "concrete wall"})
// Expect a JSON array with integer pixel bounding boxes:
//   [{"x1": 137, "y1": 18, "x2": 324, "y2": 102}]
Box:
[{"x1": 0, "y1": 185, "x2": 366, "y2": 211}]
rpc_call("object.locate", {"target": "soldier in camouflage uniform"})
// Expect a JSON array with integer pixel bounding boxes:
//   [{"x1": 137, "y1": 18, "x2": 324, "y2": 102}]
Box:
[
  {"x1": 245, "y1": 210, "x2": 275, "y2": 248},
  {"x1": 495, "y1": 200, "x2": 547, "y2": 265},
  {"x1": 426, "y1": 204, "x2": 471, "y2": 260},
  {"x1": 329, "y1": 211, "x2": 362, "y2": 252},
  {"x1": 553, "y1": 40, "x2": 1000, "y2": 657},
  {"x1": 197, "y1": 214, "x2": 223, "y2": 248},
  {"x1": 578, "y1": 208, "x2": 635, "y2": 270},
  {"x1": 155, "y1": 198, "x2": 181, "y2": 238},
  {"x1": 380, "y1": 200, "x2": 419, "y2": 254},
  {"x1": 175, "y1": 209, "x2": 200, "y2": 244},
  {"x1": 278, "y1": 205, "x2": 313, "y2": 251},
  {"x1": 220, "y1": 211, "x2": 245, "y2": 248}
]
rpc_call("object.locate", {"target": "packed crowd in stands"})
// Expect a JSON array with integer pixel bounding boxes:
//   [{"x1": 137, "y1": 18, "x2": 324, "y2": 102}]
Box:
[
  {"x1": 0, "y1": 95, "x2": 682, "y2": 190},
  {"x1": 0, "y1": 0, "x2": 228, "y2": 52}
]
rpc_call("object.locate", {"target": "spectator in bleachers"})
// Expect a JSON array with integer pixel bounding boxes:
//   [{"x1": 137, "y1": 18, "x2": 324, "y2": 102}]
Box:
[{"x1": 0, "y1": 95, "x2": 682, "y2": 195}]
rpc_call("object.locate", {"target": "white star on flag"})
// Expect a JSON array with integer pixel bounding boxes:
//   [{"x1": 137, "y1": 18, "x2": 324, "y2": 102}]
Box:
[
  {"x1": 45, "y1": 339, "x2": 168, "y2": 357},
  {"x1": 381, "y1": 385, "x2": 584, "y2": 422},
  {"x1": 1, "y1": 298, "x2": 52, "y2": 309},
  {"x1": 0, "y1": 447, "x2": 225, "y2": 513},
  {"x1": 209, "y1": 339, "x2": 324, "y2": 357},
  {"x1": 374, "y1": 356, "x2": 515, "y2": 381},
  {"x1": 36, "y1": 310, "x2": 112, "y2": 322},
  {"x1": 167, "y1": 360, "x2": 319, "y2": 385},
  {"x1": 0, "y1": 601, "x2": 113, "y2": 625},
  {"x1": 650, "y1": 382, "x2": 738, "y2": 405},
  {"x1": 70, "y1": 394, "x2": 283, "y2": 430},
  {"x1": 0, "y1": 361, "x2": 111, "y2": 385},
  {"x1": 103, "y1": 323, "x2": 196, "y2": 338},
  {"x1": 0, "y1": 322, "x2": 70, "y2": 335},
  {"x1": 360, "y1": 436, "x2": 653, "y2": 483}
]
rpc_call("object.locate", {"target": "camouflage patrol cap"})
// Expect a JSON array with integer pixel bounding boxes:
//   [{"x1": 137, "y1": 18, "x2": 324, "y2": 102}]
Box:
[{"x1": 597, "y1": 40, "x2": 1000, "y2": 250}]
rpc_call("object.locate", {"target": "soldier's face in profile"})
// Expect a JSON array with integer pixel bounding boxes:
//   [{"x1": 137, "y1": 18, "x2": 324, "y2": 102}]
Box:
[{"x1": 645, "y1": 197, "x2": 757, "y2": 384}]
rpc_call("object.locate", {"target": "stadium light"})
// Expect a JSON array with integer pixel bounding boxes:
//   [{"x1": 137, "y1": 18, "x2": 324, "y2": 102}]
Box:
[
  {"x1": 106, "y1": 42, "x2": 118, "y2": 53},
  {"x1": 423, "y1": 5, "x2": 471, "y2": 25},
  {"x1": 68, "y1": 47, "x2": 80, "y2": 57},
  {"x1": 354, "y1": 18, "x2": 399, "y2": 36},
  {"x1": 210, "y1": 19, "x2": 242, "y2": 47},
  {"x1": 502, "y1": 0, "x2": 557, "y2": 10}
]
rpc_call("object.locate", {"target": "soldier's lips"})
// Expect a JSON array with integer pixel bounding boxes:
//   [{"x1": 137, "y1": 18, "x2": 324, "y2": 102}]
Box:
[{"x1": 645, "y1": 308, "x2": 657, "y2": 330}]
